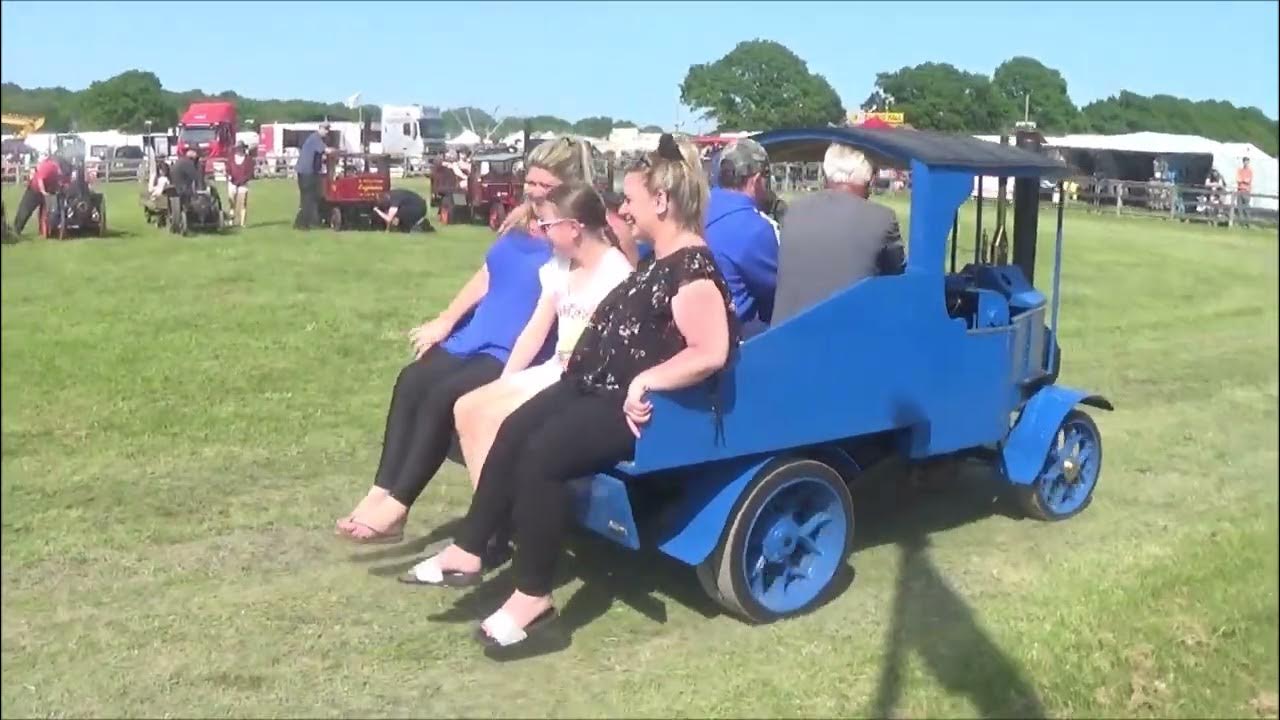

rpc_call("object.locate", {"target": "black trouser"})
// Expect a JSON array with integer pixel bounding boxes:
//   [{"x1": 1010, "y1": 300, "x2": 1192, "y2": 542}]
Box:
[
  {"x1": 454, "y1": 379, "x2": 635, "y2": 596},
  {"x1": 13, "y1": 186, "x2": 44, "y2": 235},
  {"x1": 373, "y1": 345, "x2": 502, "y2": 507},
  {"x1": 295, "y1": 174, "x2": 322, "y2": 230},
  {"x1": 394, "y1": 208, "x2": 426, "y2": 233}
]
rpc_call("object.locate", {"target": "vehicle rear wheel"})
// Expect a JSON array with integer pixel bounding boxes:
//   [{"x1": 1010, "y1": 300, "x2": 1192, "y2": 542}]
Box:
[
  {"x1": 698, "y1": 458, "x2": 854, "y2": 623},
  {"x1": 329, "y1": 206, "x2": 343, "y2": 231},
  {"x1": 438, "y1": 196, "x2": 453, "y2": 225},
  {"x1": 488, "y1": 203, "x2": 506, "y2": 231},
  {"x1": 1014, "y1": 409, "x2": 1101, "y2": 521}
]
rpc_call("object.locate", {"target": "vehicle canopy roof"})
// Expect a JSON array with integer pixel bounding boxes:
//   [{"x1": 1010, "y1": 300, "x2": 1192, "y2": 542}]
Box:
[
  {"x1": 181, "y1": 102, "x2": 237, "y2": 126},
  {"x1": 750, "y1": 127, "x2": 1070, "y2": 179}
]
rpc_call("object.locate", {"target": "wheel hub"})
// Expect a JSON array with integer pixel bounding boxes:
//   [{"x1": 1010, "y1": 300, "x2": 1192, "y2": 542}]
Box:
[
  {"x1": 762, "y1": 517, "x2": 800, "y2": 563},
  {"x1": 1062, "y1": 456, "x2": 1079, "y2": 482}
]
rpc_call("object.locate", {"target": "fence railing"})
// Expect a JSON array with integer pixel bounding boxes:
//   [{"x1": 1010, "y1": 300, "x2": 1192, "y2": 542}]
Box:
[
  {"x1": 2, "y1": 154, "x2": 435, "y2": 186},
  {"x1": 1061, "y1": 177, "x2": 1276, "y2": 228},
  {"x1": 4, "y1": 157, "x2": 1274, "y2": 229}
]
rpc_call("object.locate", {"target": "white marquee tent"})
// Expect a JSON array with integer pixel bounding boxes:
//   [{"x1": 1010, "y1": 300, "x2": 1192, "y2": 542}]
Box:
[{"x1": 975, "y1": 131, "x2": 1277, "y2": 210}]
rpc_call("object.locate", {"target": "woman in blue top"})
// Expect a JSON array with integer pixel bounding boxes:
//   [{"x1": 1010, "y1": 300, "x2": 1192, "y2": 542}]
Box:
[{"x1": 336, "y1": 137, "x2": 597, "y2": 543}]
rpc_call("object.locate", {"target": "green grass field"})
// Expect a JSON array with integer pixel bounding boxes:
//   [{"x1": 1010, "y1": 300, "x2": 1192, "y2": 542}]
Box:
[{"x1": 2, "y1": 178, "x2": 1277, "y2": 718}]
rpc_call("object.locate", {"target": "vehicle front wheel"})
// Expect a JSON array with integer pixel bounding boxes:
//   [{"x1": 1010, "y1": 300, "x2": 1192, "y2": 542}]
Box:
[
  {"x1": 1014, "y1": 409, "x2": 1102, "y2": 521},
  {"x1": 698, "y1": 458, "x2": 854, "y2": 623}
]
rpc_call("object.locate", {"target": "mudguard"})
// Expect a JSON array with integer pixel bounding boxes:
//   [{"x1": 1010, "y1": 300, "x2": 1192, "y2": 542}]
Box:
[
  {"x1": 655, "y1": 456, "x2": 776, "y2": 566},
  {"x1": 568, "y1": 472, "x2": 642, "y2": 550},
  {"x1": 1003, "y1": 384, "x2": 1113, "y2": 484}
]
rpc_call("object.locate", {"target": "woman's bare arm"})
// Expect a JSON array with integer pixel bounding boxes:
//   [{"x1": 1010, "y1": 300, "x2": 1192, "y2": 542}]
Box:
[
  {"x1": 633, "y1": 279, "x2": 731, "y2": 392},
  {"x1": 503, "y1": 292, "x2": 558, "y2": 375}
]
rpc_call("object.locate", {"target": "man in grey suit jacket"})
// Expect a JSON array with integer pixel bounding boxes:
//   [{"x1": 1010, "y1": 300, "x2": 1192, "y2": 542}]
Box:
[{"x1": 772, "y1": 143, "x2": 906, "y2": 324}]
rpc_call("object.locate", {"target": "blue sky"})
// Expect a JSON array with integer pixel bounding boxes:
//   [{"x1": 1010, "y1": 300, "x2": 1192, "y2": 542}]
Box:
[{"x1": 2, "y1": 0, "x2": 1277, "y2": 130}]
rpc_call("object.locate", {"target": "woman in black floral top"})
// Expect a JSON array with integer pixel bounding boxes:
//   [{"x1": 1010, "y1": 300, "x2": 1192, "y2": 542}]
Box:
[{"x1": 407, "y1": 135, "x2": 737, "y2": 652}]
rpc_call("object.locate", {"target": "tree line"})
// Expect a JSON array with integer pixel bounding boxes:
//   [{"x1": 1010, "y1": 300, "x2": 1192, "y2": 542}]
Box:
[
  {"x1": 681, "y1": 41, "x2": 1278, "y2": 155},
  {"x1": 0, "y1": 71, "x2": 661, "y2": 140},
  {"x1": 5, "y1": 43, "x2": 1277, "y2": 156}
]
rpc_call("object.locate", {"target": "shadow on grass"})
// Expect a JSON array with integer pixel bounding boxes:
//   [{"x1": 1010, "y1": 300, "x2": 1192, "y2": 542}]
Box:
[
  {"x1": 857, "y1": 457, "x2": 1047, "y2": 719},
  {"x1": 351, "y1": 455, "x2": 1047, "y2": 681}
]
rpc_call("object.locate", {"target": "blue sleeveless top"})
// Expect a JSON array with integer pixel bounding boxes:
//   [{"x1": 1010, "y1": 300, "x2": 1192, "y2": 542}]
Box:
[{"x1": 441, "y1": 229, "x2": 554, "y2": 364}]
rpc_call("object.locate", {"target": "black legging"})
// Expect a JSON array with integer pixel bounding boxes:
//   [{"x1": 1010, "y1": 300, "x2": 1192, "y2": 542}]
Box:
[
  {"x1": 454, "y1": 378, "x2": 635, "y2": 596},
  {"x1": 374, "y1": 345, "x2": 502, "y2": 506}
]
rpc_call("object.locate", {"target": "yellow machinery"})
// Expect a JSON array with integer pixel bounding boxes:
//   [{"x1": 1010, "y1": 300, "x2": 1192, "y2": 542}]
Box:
[{"x1": 2, "y1": 113, "x2": 46, "y2": 139}]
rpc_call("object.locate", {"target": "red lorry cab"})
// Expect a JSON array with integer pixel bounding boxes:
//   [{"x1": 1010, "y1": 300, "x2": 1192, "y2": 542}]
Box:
[{"x1": 176, "y1": 101, "x2": 238, "y2": 162}]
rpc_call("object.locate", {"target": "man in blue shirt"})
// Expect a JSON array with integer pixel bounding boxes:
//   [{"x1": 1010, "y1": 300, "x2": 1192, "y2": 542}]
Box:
[
  {"x1": 705, "y1": 138, "x2": 780, "y2": 333},
  {"x1": 294, "y1": 121, "x2": 335, "y2": 230}
]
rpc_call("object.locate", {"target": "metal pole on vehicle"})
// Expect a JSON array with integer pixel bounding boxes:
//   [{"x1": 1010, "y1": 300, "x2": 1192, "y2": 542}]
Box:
[
  {"x1": 1048, "y1": 180, "x2": 1066, "y2": 374},
  {"x1": 949, "y1": 210, "x2": 959, "y2": 274},
  {"x1": 974, "y1": 176, "x2": 984, "y2": 265}
]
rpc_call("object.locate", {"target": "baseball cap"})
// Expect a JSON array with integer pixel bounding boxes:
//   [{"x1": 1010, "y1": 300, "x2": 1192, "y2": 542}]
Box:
[{"x1": 718, "y1": 138, "x2": 769, "y2": 181}]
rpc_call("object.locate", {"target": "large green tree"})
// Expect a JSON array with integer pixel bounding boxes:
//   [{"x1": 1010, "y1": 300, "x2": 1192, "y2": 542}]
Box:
[
  {"x1": 991, "y1": 56, "x2": 1080, "y2": 132},
  {"x1": 680, "y1": 39, "x2": 845, "y2": 131},
  {"x1": 867, "y1": 62, "x2": 1012, "y2": 133},
  {"x1": 1080, "y1": 92, "x2": 1279, "y2": 154},
  {"x1": 76, "y1": 70, "x2": 176, "y2": 132}
]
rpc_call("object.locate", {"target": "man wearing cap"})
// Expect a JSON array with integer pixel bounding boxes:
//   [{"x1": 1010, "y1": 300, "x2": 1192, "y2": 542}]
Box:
[
  {"x1": 705, "y1": 138, "x2": 781, "y2": 333},
  {"x1": 226, "y1": 141, "x2": 254, "y2": 228},
  {"x1": 772, "y1": 143, "x2": 905, "y2": 325},
  {"x1": 295, "y1": 122, "x2": 335, "y2": 230}
]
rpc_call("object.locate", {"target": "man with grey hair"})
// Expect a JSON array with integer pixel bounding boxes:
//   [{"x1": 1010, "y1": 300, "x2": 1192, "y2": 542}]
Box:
[
  {"x1": 705, "y1": 137, "x2": 780, "y2": 332},
  {"x1": 772, "y1": 143, "x2": 905, "y2": 324}
]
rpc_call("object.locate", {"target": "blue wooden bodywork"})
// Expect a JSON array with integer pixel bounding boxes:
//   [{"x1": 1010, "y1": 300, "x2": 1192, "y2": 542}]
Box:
[{"x1": 566, "y1": 127, "x2": 1112, "y2": 566}]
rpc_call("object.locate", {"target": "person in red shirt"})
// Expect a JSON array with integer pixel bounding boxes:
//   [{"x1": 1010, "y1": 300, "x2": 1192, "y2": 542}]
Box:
[
  {"x1": 13, "y1": 155, "x2": 63, "y2": 235},
  {"x1": 225, "y1": 142, "x2": 254, "y2": 227}
]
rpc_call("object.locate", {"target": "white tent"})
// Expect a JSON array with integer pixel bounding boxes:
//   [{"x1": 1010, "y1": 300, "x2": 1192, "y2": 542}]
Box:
[
  {"x1": 974, "y1": 131, "x2": 1278, "y2": 210},
  {"x1": 447, "y1": 129, "x2": 481, "y2": 147}
]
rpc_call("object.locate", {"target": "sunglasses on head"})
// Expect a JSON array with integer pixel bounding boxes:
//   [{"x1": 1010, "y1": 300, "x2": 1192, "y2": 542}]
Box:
[{"x1": 536, "y1": 218, "x2": 575, "y2": 231}]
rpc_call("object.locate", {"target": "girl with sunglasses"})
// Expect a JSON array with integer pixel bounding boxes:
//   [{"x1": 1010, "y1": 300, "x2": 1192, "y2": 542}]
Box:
[
  {"x1": 452, "y1": 183, "x2": 634, "y2": 528},
  {"x1": 334, "y1": 137, "x2": 595, "y2": 544}
]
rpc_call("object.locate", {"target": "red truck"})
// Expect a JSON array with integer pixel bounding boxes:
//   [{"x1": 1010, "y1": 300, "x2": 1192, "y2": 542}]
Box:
[{"x1": 175, "y1": 101, "x2": 238, "y2": 162}]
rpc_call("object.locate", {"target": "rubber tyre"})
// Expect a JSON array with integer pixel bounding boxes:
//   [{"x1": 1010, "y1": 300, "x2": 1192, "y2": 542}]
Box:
[
  {"x1": 1014, "y1": 409, "x2": 1101, "y2": 522},
  {"x1": 488, "y1": 203, "x2": 506, "y2": 231},
  {"x1": 699, "y1": 458, "x2": 854, "y2": 624}
]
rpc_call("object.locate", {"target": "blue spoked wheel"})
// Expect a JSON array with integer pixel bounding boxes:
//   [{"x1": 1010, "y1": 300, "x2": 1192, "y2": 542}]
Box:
[
  {"x1": 696, "y1": 459, "x2": 854, "y2": 623},
  {"x1": 1016, "y1": 409, "x2": 1102, "y2": 521}
]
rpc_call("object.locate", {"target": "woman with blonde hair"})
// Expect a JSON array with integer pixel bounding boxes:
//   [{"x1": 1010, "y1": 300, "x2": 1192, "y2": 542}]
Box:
[
  {"x1": 335, "y1": 136, "x2": 595, "y2": 544},
  {"x1": 404, "y1": 135, "x2": 738, "y2": 655}
]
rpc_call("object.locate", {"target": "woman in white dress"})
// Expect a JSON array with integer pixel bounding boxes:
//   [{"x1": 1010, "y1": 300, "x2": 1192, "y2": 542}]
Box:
[{"x1": 453, "y1": 182, "x2": 634, "y2": 499}]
